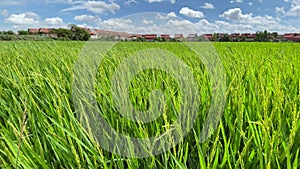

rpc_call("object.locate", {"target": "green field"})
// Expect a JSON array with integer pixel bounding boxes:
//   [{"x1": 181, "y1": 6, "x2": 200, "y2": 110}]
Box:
[{"x1": 0, "y1": 41, "x2": 299, "y2": 168}]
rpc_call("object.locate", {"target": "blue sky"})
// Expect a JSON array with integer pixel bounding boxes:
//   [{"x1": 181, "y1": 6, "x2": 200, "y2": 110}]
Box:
[{"x1": 0, "y1": 0, "x2": 299, "y2": 34}]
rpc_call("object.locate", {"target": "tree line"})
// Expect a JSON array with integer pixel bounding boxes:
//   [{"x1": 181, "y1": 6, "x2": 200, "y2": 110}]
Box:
[
  {"x1": 212, "y1": 30, "x2": 279, "y2": 42},
  {"x1": 0, "y1": 26, "x2": 91, "y2": 41}
]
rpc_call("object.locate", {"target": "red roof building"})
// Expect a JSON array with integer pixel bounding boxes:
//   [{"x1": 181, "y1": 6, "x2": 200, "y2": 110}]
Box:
[
  {"x1": 142, "y1": 34, "x2": 157, "y2": 41},
  {"x1": 249, "y1": 34, "x2": 256, "y2": 38},
  {"x1": 160, "y1": 34, "x2": 170, "y2": 41},
  {"x1": 71, "y1": 26, "x2": 97, "y2": 36},
  {"x1": 28, "y1": 28, "x2": 39, "y2": 34},
  {"x1": 231, "y1": 33, "x2": 240, "y2": 37},
  {"x1": 292, "y1": 33, "x2": 300, "y2": 42},
  {"x1": 283, "y1": 33, "x2": 294, "y2": 40},
  {"x1": 202, "y1": 34, "x2": 213, "y2": 41},
  {"x1": 39, "y1": 28, "x2": 54, "y2": 34},
  {"x1": 283, "y1": 33, "x2": 300, "y2": 42},
  {"x1": 38, "y1": 28, "x2": 57, "y2": 38},
  {"x1": 130, "y1": 34, "x2": 143, "y2": 40}
]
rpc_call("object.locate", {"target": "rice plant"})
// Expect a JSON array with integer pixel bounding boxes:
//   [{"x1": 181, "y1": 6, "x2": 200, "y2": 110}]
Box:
[{"x1": 0, "y1": 41, "x2": 299, "y2": 168}]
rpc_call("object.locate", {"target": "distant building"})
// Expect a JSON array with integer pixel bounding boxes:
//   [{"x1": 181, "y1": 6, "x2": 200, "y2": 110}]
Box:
[
  {"x1": 39, "y1": 28, "x2": 57, "y2": 38},
  {"x1": 93, "y1": 29, "x2": 132, "y2": 40},
  {"x1": 283, "y1": 33, "x2": 300, "y2": 42},
  {"x1": 174, "y1": 34, "x2": 184, "y2": 41},
  {"x1": 202, "y1": 34, "x2": 213, "y2": 41},
  {"x1": 130, "y1": 34, "x2": 143, "y2": 41},
  {"x1": 283, "y1": 33, "x2": 294, "y2": 41},
  {"x1": 217, "y1": 33, "x2": 226, "y2": 38},
  {"x1": 142, "y1": 34, "x2": 157, "y2": 42},
  {"x1": 249, "y1": 34, "x2": 256, "y2": 38},
  {"x1": 160, "y1": 34, "x2": 170, "y2": 41},
  {"x1": 293, "y1": 34, "x2": 300, "y2": 42},
  {"x1": 28, "y1": 28, "x2": 57, "y2": 38},
  {"x1": 231, "y1": 33, "x2": 240, "y2": 37},
  {"x1": 24, "y1": 27, "x2": 300, "y2": 43},
  {"x1": 187, "y1": 34, "x2": 198, "y2": 41},
  {"x1": 28, "y1": 28, "x2": 39, "y2": 34},
  {"x1": 228, "y1": 33, "x2": 256, "y2": 41}
]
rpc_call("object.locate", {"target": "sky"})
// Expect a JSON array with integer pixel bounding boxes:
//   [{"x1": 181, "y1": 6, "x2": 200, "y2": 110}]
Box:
[{"x1": 0, "y1": 0, "x2": 300, "y2": 34}]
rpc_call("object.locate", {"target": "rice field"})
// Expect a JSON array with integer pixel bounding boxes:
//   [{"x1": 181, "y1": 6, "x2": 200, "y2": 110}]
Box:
[{"x1": 0, "y1": 41, "x2": 299, "y2": 168}]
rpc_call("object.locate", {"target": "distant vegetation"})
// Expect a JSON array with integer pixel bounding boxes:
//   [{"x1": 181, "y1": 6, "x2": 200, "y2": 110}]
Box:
[
  {"x1": 52, "y1": 27, "x2": 91, "y2": 41},
  {"x1": 0, "y1": 25, "x2": 91, "y2": 41},
  {"x1": 0, "y1": 29, "x2": 297, "y2": 42}
]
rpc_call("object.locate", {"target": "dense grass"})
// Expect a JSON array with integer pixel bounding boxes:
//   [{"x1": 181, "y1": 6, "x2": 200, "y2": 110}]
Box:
[{"x1": 0, "y1": 41, "x2": 299, "y2": 168}]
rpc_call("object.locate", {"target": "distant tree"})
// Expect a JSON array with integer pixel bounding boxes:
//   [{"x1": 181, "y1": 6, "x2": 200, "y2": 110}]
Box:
[
  {"x1": 170, "y1": 38, "x2": 177, "y2": 42},
  {"x1": 137, "y1": 37, "x2": 145, "y2": 42},
  {"x1": 18, "y1": 30, "x2": 29, "y2": 35},
  {"x1": 71, "y1": 26, "x2": 91, "y2": 41},
  {"x1": 219, "y1": 34, "x2": 230, "y2": 42},
  {"x1": 241, "y1": 36, "x2": 246, "y2": 42},
  {"x1": 68, "y1": 24, "x2": 77, "y2": 29},
  {"x1": 254, "y1": 30, "x2": 270, "y2": 42},
  {"x1": 52, "y1": 28, "x2": 73, "y2": 40},
  {"x1": 160, "y1": 37, "x2": 166, "y2": 42},
  {"x1": 272, "y1": 32, "x2": 278, "y2": 38},
  {"x1": 3, "y1": 30, "x2": 15, "y2": 35},
  {"x1": 212, "y1": 33, "x2": 218, "y2": 41}
]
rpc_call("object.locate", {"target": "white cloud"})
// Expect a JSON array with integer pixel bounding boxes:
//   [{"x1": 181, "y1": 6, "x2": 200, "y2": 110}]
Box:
[
  {"x1": 156, "y1": 12, "x2": 177, "y2": 19},
  {"x1": 0, "y1": 9, "x2": 9, "y2": 17},
  {"x1": 44, "y1": 17, "x2": 64, "y2": 25},
  {"x1": 248, "y1": 2, "x2": 253, "y2": 6},
  {"x1": 246, "y1": 15, "x2": 279, "y2": 26},
  {"x1": 44, "y1": 0, "x2": 74, "y2": 4},
  {"x1": 279, "y1": 0, "x2": 300, "y2": 16},
  {"x1": 74, "y1": 14, "x2": 101, "y2": 23},
  {"x1": 143, "y1": 19, "x2": 154, "y2": 24},
  {"x1": 291, "y1": 0, "x2": 300, "y2": 5},
  {"x1": 148, "y1": 0, "x2": 162, "y2": 2},
  {"x1": 213, "y1": 8, "x2": 299, "y2": 33},
  {"x1": 4, "y1": 11, "x2": 67, "y2": 30},
  {"x1": 200, "y1": 3, "x2": 214, "y2": 9},
  {"x1": 179, "y1": 7, "x2": 204, "y2": 18},
  {"x1": 62, "y1": 1, "x2": 120, "y2": 14},
  {"x1": 287, "y1": 5, "x2": 300, "y2": 16},
  {"x1": 89, "y1": 9, "x2": 299, "y2": 35},
  {"x1": 167, "y1": 12, "x2": 177, "y2": 17},
  {"x1": 147, "y1": 0, "x2": 176, "y2": 4},
  {"x1": 99, "y1": 18, "x2": 134, "y2": 31},
  {"x1": 194, "y1": 20, "x2": 254, "y2": 33},
  {"x1": 194, "y1": 18, "x2": 299, "y2": 34},
  {"x1": 0, "y1": 0, "x2": 23, "y2": 5},
  {"x1": 93, "y1": 15, "x2": 194, "y2": 35},
  {"x1": 230, "y1": 0, "x2": 243, "y2": 3},
  {"x1": 86, "y1": 10, "x2": 300, "y2": 35},
  {"x1": 124, "y1": 0, "x2": 137, "y2": 5},
  {"x1": 276, "y1": 7, "x2": 285, "y2": 14},
  {"x1": 5, "y1": 12, "x2": 40, "y2": 25},
  {"x1": 102, "y1": 18, "x2": 194, "y2": 35},
  {"x1": 220, "y1": 8, "x2": 280, "y2": 26},
  {"x1": 166, "y1": 19, "x2": 193, "y2": 29},
  {"x1": 220, "y1": 8, "x2": 252, "y2": 21}
]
